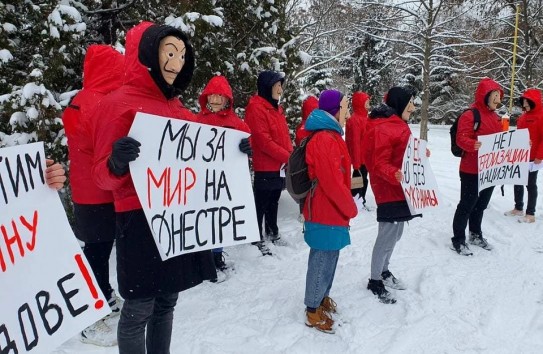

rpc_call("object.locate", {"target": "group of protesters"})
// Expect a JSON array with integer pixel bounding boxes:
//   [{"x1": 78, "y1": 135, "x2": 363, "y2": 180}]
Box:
[{"x1": 33, "y1": 19, "x2": 542, "y2": 350}]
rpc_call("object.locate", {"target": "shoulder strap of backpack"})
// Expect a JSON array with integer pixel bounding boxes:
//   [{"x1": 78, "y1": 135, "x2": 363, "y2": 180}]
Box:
[{"x1": 469, "y1": 108, "x2": 481, "y2": 131}]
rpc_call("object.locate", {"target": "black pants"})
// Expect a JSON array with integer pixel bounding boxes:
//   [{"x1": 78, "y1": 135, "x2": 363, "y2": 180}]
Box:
[
  {"x1": 253, "y1": 172, "x2": 284, "y2": 239},
  {"x1": 83, "y1": 241, "x2": 115, "y2": 300},
  {"x1": 513, "y1": 170, "x2": 539, "y2": 215},
  {"x1": 351, "y1": 165, "x2": 369, "y2": 202},
  {"x1": 452, "y1": 172, "x2": 495, "y2": 246}
]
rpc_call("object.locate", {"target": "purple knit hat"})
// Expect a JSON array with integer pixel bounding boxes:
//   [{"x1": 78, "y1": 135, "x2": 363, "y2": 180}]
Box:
[{"x1": 319, "y1": 89, "x2": 344, "y2": 116}]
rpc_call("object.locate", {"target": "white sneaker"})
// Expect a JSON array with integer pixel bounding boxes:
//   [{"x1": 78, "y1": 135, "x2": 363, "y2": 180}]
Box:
[
  {"x1": 504, "y1": 209, "x2": 524, "y2": 217},
  {"x1": 104, "y1": 290, "x2": 123, "y2": 319},
  {"x1": 80, "y1": 319, "x2": 117, "y2": 347},
  {"x1": 210, "y1": 269, "x2": 227, "y2": 283}
]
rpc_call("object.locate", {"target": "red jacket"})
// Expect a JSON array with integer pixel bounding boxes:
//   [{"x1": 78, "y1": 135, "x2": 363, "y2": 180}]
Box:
[
  {"x1": 303, "y1": 130, "x2": 357, "y2": 226},
  {"x1": 346, "y1": 91, "x2": 370, "y2": 168},
  {"x1": 295, "y1": 96, "x2": 318, "y2": 146},
  {"x1": 244, "y1": 95, "x2": 293, "y2": 171},
  {"x1": 91, "y1": 22, "x2": 196, "y2": 212},
  {"x1": 364, "y1": 111, "x2": 411, "y2": 206},
  {"x1": 457, "y1": 78, "x2": 503, "y2": 174},
  {"x1": 62, "y1": 45, "x2": 124, "y2": 204},
  {"x1": 517, "y1": 88, "x2": 543, "y2": 161},
  {"x1": 197, "y1": 75, "x2": 250, "y2": 133}
]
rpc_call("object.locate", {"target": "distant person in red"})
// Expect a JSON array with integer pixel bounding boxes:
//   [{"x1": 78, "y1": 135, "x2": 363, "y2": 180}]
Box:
[
  {"x1": 62, "y1": 44, "x2": 124, "y2": 346},
  {"x1": 197, "y1": 75, "x2": 252, "y2": 281},
  {"x1": 295, "y1": 96, "x2": 318, "y2": 146},
  {"x1": 504, "y1": 88, "x2": 543, "y2": 223},
  {"x1": 91, "y1": 22, "x2": 216, "y2": 353},
  {"x1": 244, "y1": 70, "x2": 293, "y2": 255},
  {"x1": 346, "y1": 91, "x2": 371, "y2": 207}
]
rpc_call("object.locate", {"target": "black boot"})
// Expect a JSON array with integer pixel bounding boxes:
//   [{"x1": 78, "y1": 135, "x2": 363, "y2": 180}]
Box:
[
  {"x1": 213, "y1": 252, "x2": 228, "y2": 271},
  {"x1": 367, "y1": 279, "x2": 396, "y2": 304}
]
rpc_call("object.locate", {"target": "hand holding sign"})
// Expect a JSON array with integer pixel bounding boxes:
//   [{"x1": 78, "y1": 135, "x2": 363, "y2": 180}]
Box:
[
  {"x1": 45, "y1": 159, "x2": 66, "y2": 190},
  {"x1": 108, "y1": 136, "x2": 141, "y2": 176}
]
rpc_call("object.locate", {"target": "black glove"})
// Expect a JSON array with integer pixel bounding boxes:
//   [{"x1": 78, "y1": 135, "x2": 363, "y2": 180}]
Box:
[
  {"x1": 239, "y1": 137, "x2": 252, "y2": 156},
  {"x1": 107, "y1": 136, "x2": 141, "y2": 176}
]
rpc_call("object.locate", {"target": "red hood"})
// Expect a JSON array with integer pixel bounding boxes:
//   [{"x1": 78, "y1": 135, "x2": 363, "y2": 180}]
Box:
[
  {"x1": 122, "y1": 21, "x2": 163, "y2": 98},
  {"x1": 301, "y1": 96, "x2": 318, "y2": 122},
  {"x1": 83, "y1": 45, "x2": 124, "y2": 93},
  {"x1": 198, "y1": 76, "x2": 234, "y2": 114},
  {"x1": 473, "y1": 78, "x2": 503, "y2": 111},
  {"x1": 521, "y1": 88, "x2": 542, "y2": 114},
  {"x1": 352, "y1": 91, "x2": 370, "y2": 116}
]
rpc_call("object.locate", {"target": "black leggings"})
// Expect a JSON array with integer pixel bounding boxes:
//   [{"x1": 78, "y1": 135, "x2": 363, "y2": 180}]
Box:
[
  {"x1": 83, "y1": 241, "x2": 114, "y2": 300},
  {"x1": 351, "y1": 165, "x2": 369, "y2": 202},
  {"x1": 513, "y1": 170, "x2": 539, "y2": 215},
  {"x1": 452, "y1": 172, "x2": 495, "y2": 245}
]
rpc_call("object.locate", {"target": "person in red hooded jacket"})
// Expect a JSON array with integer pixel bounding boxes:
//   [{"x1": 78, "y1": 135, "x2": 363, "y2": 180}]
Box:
[
  {"x1": 244, "y1": 70, "x2": 293, "y2": 254},
  {"x1": 504, "y1": 88, "x2": 543, "y2": 223},
  {"x1": 452, "y1": 78, "x2": 503, "y2": 256},
  {"x1": 91, "y1": 22, "x2": 216, "y2": 354},
  {"x1": 62, "y1": 44, "x2": 124, "y2": 346},
  {"x1": 295, "y1": 96, "x2": 318, "y2": 146},
  {"x1": 346, "y1": 91, "x2": 371, "y2": 205},
  {"x1": 364, "y1": 86, "x2": 426, "y2": 304},
  {"x1": 197, "y1": 75, "x2": 252, "y2": 279}
]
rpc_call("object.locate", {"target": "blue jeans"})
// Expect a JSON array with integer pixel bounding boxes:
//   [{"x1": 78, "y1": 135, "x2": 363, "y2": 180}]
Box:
[
  {"x1": 304, "y1": 249, "x2": 339, "y2": 309},
  {"x1": 117, "y1": 293, "x2": 179, "y2": 354}
]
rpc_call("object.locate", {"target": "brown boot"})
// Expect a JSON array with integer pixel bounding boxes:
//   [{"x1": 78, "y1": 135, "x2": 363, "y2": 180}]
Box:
[
  {"x1": 320, "y1": 296, "x2": 337, "y2": 314},
  {"x1": 305, "y1": 306, "x2": 335, "y2": 334}
]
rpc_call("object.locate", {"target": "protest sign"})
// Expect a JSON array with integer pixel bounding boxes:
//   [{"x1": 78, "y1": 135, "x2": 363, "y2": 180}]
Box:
[
  {"x1": 478, "y1": 129, "x2": 530, "y2": 191},
  {"x1": 0, "y1": 143, "x2": 110, "y2": 353},
  {"x1": 128, "y1": 113, "x2": 260, "y2": 260},
  {"x1": 401, "y1": 135, "x2": 441, "y2": 214}
]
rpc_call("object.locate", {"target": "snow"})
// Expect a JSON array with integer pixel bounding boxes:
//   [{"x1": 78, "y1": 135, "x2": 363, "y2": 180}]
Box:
[
  {"x1": 0, "y1": 49, "x2": 13, "y2": 64},
  {"x1": 2, "y1": 22, "x2": 16, "y2": 32},
  {"x1": 52, "y1": 125, "x2": 543, "y2": 353},
  {"x1": 201, "y1": 15, "x2": 223, "y2": 27}
]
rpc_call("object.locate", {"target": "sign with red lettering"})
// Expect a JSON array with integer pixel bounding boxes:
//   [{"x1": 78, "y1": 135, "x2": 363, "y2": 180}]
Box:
[
  {"x1": 128, "y1": 113, "x2": 260, "y2": 260},
  {"x1": 400, "y1": 135, "x2": 441, "y2": 214},
  {"x1": 478, "y1": 129, "x2": 530, "y2": 191},
  {"x1": 0, "y1": 143, "x2": 110, "y2": 353}
]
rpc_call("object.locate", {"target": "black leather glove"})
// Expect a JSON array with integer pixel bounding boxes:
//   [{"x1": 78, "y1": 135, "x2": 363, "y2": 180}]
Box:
[
  {"x1": 239, "y1": 137, "x2": 252, "y2": 156},
  {"x1": 107, "y1": 136, "x2": 141, "y2": 176}
]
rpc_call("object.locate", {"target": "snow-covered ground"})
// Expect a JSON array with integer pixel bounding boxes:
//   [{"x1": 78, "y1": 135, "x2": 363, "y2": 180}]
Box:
[{"x1": 54, "y1": 125, "x2": 543, "y2": 354}]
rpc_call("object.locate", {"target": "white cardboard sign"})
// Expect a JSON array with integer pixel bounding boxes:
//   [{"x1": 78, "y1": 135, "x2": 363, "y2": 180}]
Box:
[
  {"x1": 478, "y1": 129, "x2": 530, "y2": 191},
  {"x1": 0, "y1": 143, "x2": 110, "y2": 353},
  {"x1": 128, "y1": 113, "x2": 260, "y2": 260},
  {"x1": 401, "y1": 135, "x2": 441, "y2": 214}
]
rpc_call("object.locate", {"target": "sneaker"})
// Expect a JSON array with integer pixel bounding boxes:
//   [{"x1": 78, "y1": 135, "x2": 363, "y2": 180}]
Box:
[
  {"x1": 267, "y1": 233, "x2": 281, "y2": 243},
  {"x1": 468, "y1": 232, "x2": 493, "y2": 251},
  {"x1": 213, "y1": 252, "x2": 228, "y2": 271},
  {"x1": 305, "y1": 306, "x2": 335, "y2": 334},
  {"x1": 519, "y1": 215, "x2": 535, "y2": 223},
  {"x1": 451, "y1": 242, "x2": 473, "y2": 256},
  {"x1": 252, "y1": 241, "x2": 272, "y2": 256},
  {"x1": 367, "y1": 279, "x2": 396, "y2": 304},
  {"x1": 104, "y1": 290, "x2": 123, "y2": 319},
  {"x1": 504, "y1": 209, "x2": 524, "y2": 217},
  {"x1": 381, "y1": 271, "x2": 407, "y2": 290},
  {"x1": 80, "y1": 319, "x2": 117, "y2": 347},
  {"x1": 320, "y1": 296, "x2": 337, "y2": 314}
]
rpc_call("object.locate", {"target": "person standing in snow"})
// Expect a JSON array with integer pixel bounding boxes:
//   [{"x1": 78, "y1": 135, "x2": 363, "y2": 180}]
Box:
[
  {"x1": 91, "y1": 22, "x2": 216, "y2": 353},
  {"x1": 504, "y1": 88, "x2": 543, "y2": 223},
  {"x1": 244, "y1": 70, "x2": 293, "y2": 255},
  {"x1": 62, "y1": 44, "x2": 125, "y2": 346},
  {"x1": 197, "y1": 74, "x2": 253, "y2": 281},
  {"x1": 294, "y1": 95, "x2": 318, "y2": 219},
  {"x1": 451, "y1": 78, "x2": 503, "y2": 256},
  {"x1": 364, "y1": 86, "x2": 426, "y2": 304},
  {"x1": 346, "y1": 91, "x2": 371, "y2": 207},
  {"x1": 303, "y1": 89, "x2": 357, "y2": 334}
]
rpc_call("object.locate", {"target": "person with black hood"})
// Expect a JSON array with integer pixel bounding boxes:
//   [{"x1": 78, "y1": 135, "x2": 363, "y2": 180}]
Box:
[
  {"x1": 244, "y1": 70, "x2": 293, "y2": 255},
  {"x1": 364, "y1": 86, "x2": 428, "y2": 304},
  {"x1": 91, "y1": 22, "x2": 216, "y2": 353},
  {"x1": 452, "y1": 78, "x2": 503, "y2": 256}
]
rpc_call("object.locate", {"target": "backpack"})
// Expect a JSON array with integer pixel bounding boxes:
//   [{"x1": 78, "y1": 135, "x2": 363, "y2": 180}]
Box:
[
  {"x1": 285, "y1": 133, "x2": 317, "y2": 202},
  {"x1": 450, "y1": 108, "x2": 481, "y2": 157}
]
